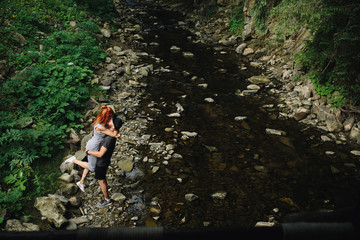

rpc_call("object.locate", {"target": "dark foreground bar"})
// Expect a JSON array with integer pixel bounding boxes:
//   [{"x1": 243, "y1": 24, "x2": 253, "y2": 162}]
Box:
[{"x1": 0, "y1": 223, "x2": 358, "y2": 240}]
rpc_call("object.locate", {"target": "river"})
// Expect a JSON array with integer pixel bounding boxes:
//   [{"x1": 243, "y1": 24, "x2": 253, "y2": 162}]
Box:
[{"x1": 117, "y1": 1, "x2": 360, "y2": 229}]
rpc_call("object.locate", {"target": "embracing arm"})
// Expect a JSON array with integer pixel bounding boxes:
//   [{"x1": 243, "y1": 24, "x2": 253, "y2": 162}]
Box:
[
  {"x1": 86, "y1": 146, "x2": 108, "y2": 158},
  {"x1": 96, "y1": 125, "x2": 120, "y2": 138}
]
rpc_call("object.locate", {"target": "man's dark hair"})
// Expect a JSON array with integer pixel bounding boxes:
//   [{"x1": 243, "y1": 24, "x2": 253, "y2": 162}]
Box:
[{"x1": 113, "y1": 116, "x2": 123, "y2": 131}]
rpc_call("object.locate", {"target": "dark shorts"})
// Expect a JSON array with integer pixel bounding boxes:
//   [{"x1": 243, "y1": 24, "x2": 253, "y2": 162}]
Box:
[{"x1": 95, "y1": 165, "x2": 109, "y2": 180}]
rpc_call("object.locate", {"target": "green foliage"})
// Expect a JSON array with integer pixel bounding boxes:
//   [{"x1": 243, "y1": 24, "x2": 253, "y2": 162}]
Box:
[
  {"x1": 270, "y1": 0, "x2": 322, "y2": 41},
  {"x1": 229, "y1": 4, "x2": 245, "y2": 35},
  {"x1": 0, "y1": 160, "x2": 33, "y2": 215},
  {"x1": 75, "y1": 0, "x2": 118, "y2": 22},
  {"x1": 294, "y1": 0, "x2": 360, "y2": 106},
  {"x1": 0, "y1": 0, "x2": 108, "y2": 218},
  {"x1": 250, "y1": 0, "x2": 271, "y2": 34},
  {"x1": 260, "y1": 0, "x2": 360, "y2": 107},
  {"x1": 0, "y1": 0, "x2": 84, "y2": 59}
]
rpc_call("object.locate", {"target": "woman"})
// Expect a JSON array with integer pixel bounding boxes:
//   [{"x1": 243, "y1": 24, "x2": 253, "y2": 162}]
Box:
[{"x1": 65, "y1": 105, "x2": 120, "y2": 192}]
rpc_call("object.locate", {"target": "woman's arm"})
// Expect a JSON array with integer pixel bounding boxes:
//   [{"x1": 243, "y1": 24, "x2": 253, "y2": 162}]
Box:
[{"x1": 96, "y1": 125, "x2": 120, "y2": 138}]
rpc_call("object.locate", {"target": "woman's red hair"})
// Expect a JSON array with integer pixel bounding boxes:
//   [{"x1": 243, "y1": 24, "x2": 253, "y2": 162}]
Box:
[{"x1": 93, "y1": 105, "x2": 114, "y2": 127}]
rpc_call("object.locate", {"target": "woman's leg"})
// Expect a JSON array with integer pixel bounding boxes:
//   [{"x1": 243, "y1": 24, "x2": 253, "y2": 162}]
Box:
[
  {"x1": 73, "y1": 159, "x2": 88, "y2": 169},
  {"x1": 72, "y1": 159, "x2": 89, "y2": 185}
]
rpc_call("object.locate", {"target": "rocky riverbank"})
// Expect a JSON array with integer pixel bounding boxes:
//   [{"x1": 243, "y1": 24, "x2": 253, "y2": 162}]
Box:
[
  {"x1": 5, "y1": 0, "x2": 360, "y2": 231},
  {"x1": 159, "y1": 0, "x2": 360, "y2": 151},
  {"x1": 5, "y1": 0, "x2": 158, "y2": 231}
]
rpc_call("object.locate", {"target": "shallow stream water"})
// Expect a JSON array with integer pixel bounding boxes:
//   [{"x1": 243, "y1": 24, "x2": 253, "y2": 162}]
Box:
[{"x1": 121, "y1": 1, "x2": 360, "y2": 229}]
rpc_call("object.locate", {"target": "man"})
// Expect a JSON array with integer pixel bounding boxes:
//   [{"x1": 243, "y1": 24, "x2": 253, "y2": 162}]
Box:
[{"x1": 85, "y1": 116, "x2": 122, "y2": 208}]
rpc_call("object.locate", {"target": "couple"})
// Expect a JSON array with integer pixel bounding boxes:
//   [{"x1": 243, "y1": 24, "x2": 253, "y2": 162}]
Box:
[{"x1": 65, "y1": 106, "x2": 122, "y2": 208}]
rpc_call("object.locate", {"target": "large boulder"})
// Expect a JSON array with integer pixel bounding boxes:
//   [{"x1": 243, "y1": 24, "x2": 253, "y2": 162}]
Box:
[
  {"x1": 350, "y1": 123, "x2": 360, "y2": 144},
  {"x1": 326, "y1": 116, "x2": 343, "y2": 132},
  {"x1": 5, "y1": 219, "x2": 40, "y2": 231},
  {"x1": 117, "y1": 156, "x2": 134, "y2": 172},
  {"x1": 34, "y1": 197, "x2": 67, "y2": 228},
  {"x1": 59, "y1": 182, "x2": 78, "y2": 196}
]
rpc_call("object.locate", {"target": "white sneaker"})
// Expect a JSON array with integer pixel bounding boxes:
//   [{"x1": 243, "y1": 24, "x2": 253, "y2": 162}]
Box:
[
  {"x1": 76, "y1": 181, "x2": 85, "y2": 192},
  {"x1": 64, "y1": 156, "x2": 76, "y2": 163}
]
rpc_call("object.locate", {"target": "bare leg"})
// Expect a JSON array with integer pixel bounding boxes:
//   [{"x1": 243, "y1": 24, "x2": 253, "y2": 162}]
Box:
[
  {"x1": 73, "y1": 159, "x2": 89, "y2": 169},
  {"x1": 98, "y1": 179, "x2": 109, "y2": 200},
  {"x1": 80, "y1": 168, "x2": 89, "y2": 185},
  {"x1": 72, "y1": 159, "x2": 89, "y2": 185}
]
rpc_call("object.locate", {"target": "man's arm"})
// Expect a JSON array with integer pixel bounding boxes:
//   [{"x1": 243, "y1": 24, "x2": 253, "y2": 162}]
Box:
[{"x1": 86, "y1": 146, "x2": 108, "y2": 158}]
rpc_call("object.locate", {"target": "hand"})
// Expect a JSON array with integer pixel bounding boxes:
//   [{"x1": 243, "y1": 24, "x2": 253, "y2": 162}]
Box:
[
  {"x1": 115, "y1": 133, "x2": 120, "y2": 138},
  {"x1": 85, "y1": 147, "x2": 88, "y2": 151}
]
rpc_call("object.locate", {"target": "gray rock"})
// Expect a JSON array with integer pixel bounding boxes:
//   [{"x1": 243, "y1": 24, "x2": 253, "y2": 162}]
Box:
[
  {"x1": 204, "y1": 97, "x2": 215, "y2": 103},
  {"x1": 34, "y1": 197, "x2": 67, "y2": 228},
  {"x1": 167, "y1": 112, "x2": 181, "y2": 118},
  {"x1": 100, "y1": 76, "x2": 113, "y2": 86},
  {"x1": 294, "y1": 107, "x2": 310, "y2": 121},
  {"x1": 14, "y1": 32, "x2": 26, "y2": 46},
  {"x1": 117, "y1": 156, "x2": 134, "y2": 172},
  {"x1": 172, "y1": 153, "x2": 183, "y2": 159},
  {"x1": 247, "y1": 76, "x2": 271, "y2": 84},
  {"x1": 254, "y1": 165, "x2": 269, "y2": 173},
  {"x1": 241, "y1": 89, "x2": 258, "y2": 96},
  {"x1": 344, "y1": 117, "x2": 355, "y2": 132},
  {"x1": 6, "y1": 219, "x2": 40, "y2": 231},
  {"x1": 136, "y1": 64, "x2": 153, "y2": 77},
  {"x1": 266, "y1": 128, "x2": 287, "y2": 136},
  {"x1": 350, "y1": 150, "x2": 360, "y2": 156},
  {"x1": 170, "y1": 46, "x2": 181, "y2": 52},
  {"x1": 247, "y1": 84, "x2": 261, "y2": 90},
  {"x1": 294, "y1": 85, "x2": 312, "y2": 99},
  {"x1": 65, "y1": 219, "x2": 77, "y2": 230},
  {"x1": 152, "y1": 166, "x2": 160, "y2": 173},
  {"x1": 350, "y1": 123, "x2": 360, "y2": 144},
  {"x1": 71, "y1": 216, "x2": 89, "y2": 225},
  {"x1": 59, "y1": 183, "x2": 78, "y2": 196},
  {"x1": 235, "y1": 116, "x2": 247, "y2": 121},
  {"x1": 185, "y1": 193, "x2": 199, "y2": 202},
  {"x1": 58, "y1": 173, "x2": 73, "y2": 183},
  {"x1": 183, "y1": 52, "x2": 194, "y2": 58},
  {"x1": 106, "y1": 63, "x2": 117, "y2": 71},
  {"x1": 111, "y1": 193, "x2": 126, "y2": 203},
  {"x1": 48, "y1": 194, "x2": 69, "y2": 204},
  {"x1": 243, "y1": 48, "x2": 254, "y2": 56},
  {"x1": 211, "y1": 192, "x2": 227, "y2": 200},
  {"x1": 235, "y1": 43, "x2": 247, "y2": 54},
  {"x1": 60, "y1": 161, "x2": 74, "y2": 174},
  {"x1": 100, "y1": 29, "x2": 111, "y2": 38},
  {"x1": 69, "y1": 196, "x2": 82, "y2": 207},
  {"x1": 255, "y1": 221, "x2": 275, "y2": 227},
  {"x1": 326, "y1": 116, "x2": 343, "y2": 132},
  {"x1": 181, "y1": 131, "x2": 198, "y2": 137},
  {"x1": 312, "y1": 104, "x2": 330, "y2": 122}
]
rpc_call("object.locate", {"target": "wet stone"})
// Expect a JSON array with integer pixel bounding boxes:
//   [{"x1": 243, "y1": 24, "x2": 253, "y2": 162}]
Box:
[
  {"x1": 266, "y1": 128, "x2": 287, "y2": 136},
  {"x1": 40, "y1": 1, "x2": 360, "y2": 231},
  {"x1": 185, "y1": 193, "x2": 199, "y2": 202},
  {"x1": 211, "y1": 192, "x2": 227, "y2": 200},
  {"x1": 111, "y1": 193, "x2": 126, "y2": 203}
]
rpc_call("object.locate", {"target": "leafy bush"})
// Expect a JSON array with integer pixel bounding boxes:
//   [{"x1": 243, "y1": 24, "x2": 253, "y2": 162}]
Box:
[
  {"x1": 250, "y1": 0, "x2": 269, "y2": 34},
  {"x1": 227, "y1": 0, "x2": 360, "y2": 107},
  {"x1": 291, "y1": 0, "x2": 360, "y2": 106},
  {"x1": 229, "y1": 5, "x2": 245, "y2": 35},
  {"x1": 0, "y1": 0, "x2": 108, "y2": 219},
  {"x1": 270, "y1": 0, "x2": 322, "y2": 41}
]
